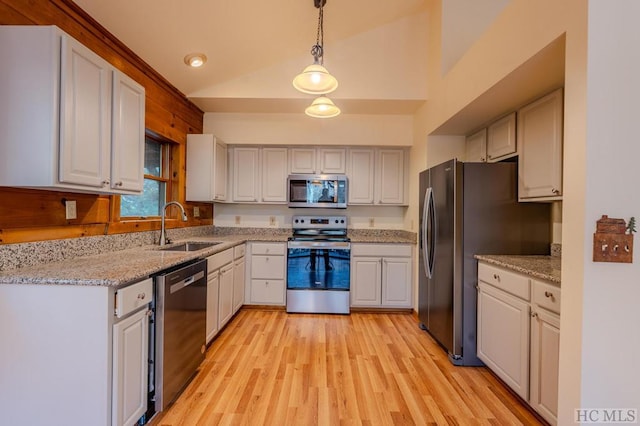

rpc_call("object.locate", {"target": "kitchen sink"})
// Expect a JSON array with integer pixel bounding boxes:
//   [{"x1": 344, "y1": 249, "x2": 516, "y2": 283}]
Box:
[{"x1": 160, "y1": 241, "x2": 221, "y2": 252}]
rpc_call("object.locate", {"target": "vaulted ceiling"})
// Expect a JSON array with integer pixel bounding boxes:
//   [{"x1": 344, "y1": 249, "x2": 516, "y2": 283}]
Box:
[{"x1": 74, "y1": 0, "x2": 430, "y2": 114}]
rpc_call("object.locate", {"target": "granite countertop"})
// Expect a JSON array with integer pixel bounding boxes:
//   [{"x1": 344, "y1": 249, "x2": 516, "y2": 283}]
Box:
[
  {"x1": 0, "y1": 229, "x2": 416, "y2": 287},
  {"x1": 474, "y1": 254, "x2": 561, "y2": 284}
]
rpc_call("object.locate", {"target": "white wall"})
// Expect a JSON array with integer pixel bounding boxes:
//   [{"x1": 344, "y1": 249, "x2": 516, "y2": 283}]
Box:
[{"x1": 579, "y1": 0, "x2": 640, "y2": 414}]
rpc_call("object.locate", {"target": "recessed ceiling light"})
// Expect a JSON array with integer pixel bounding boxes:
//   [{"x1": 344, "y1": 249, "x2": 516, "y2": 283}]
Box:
[{"x1": 184, "y1": 53, "x2": 207, "y2": 68}]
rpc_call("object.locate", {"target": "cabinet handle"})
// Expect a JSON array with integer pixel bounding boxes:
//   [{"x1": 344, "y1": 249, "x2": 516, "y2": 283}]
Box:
[
  {"x1": 493, "y1": 273, "x2": 500, "y2": 282},
  {"x1": 265, "y1": 257, "x2": 269, "y2": 262},
  {"x1": 531, "y1": 311, "x2": 538, "y2": 318},
  {"x1": 552, "y1": 188, "x2": 560, "y2": 195},
  {"x1": 146, "y1": 310, "x2": 153, "y2": 317},
  {"x1": 114, "y1": 181, "x2": 123, "y2": 187},
  {"x1": 102, "y1": 180, "x2": 110, "y2": 186},
  {"x1": 137, "y1": 293, "x2": 146, "y2": 300},
  {"x1": 481, "y1": 157, "x2": 486, "y2": 162},
  {"x1": 265, "y1": 281, "x2": 269, "y2": 285},
  {"x1": 487, "y1": 154, "x2": 493, "y2": 160},
  {"x1": 544, "y1": 291, "x2": 554, "y2": 300}
]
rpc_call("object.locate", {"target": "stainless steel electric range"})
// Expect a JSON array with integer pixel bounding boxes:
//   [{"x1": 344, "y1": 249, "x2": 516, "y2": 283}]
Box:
[{"x1": 286, "y1": 215, "x2": 350, "y2": 314}]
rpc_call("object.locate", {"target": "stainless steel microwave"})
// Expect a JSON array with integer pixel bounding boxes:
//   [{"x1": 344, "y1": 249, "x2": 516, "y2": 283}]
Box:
[{"x1": 287, "y1": 174, "x2": 348, "y2": 208}]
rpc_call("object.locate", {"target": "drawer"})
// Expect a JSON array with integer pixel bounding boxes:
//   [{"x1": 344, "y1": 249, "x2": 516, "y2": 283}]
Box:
[
  {"x1": 115, "y1": 277, "x2": 153, "y2": 318},
  {"x1": 233, "y1": 244, "x2": 246, "y2": 259},
  {"x1": 251, "y1": 242, "x2": 285, "y2": 255},
  {"x1": 251, "y1": 255, "x2": 285, "y2": 279},
  {"x1": 251, "y1": 279, "x2": 285, "y2": 305},
  {"x1": 532, "y1": 279, "x2": 561, "y2": 314},
  {"x1": 478, "y1": 262, "x2": 530, "y2": 301},
  {"x1": 352, "y1": 243, "x2": 412, "y2": 257},
  {"x1": 207, "y1": 248, "x2": 233, "y2": 271}
]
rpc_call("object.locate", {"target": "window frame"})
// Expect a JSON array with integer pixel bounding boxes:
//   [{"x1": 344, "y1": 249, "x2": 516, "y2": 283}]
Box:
[{"x1": 111, "y1": 132, "x2": 175, "y2": 224}]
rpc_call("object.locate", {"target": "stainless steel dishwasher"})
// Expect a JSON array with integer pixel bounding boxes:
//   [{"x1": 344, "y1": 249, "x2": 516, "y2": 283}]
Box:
[{"x1": 154, "y1": 259, "x2": 207, "y2": 411}]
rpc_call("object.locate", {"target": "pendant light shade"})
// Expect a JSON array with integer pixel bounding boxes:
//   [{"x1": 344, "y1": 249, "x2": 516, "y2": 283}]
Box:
[
  {"x1": 305, "y1": 96, "x2": 341, "y2": 118},
  {"x1": 293, "y1": 63, "x2": 338, "y2": 95}
]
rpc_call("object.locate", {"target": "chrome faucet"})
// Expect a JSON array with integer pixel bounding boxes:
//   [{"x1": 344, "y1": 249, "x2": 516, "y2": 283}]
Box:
[{"x1": 159, "y1": 201, "x2": 188, "y2": 246}]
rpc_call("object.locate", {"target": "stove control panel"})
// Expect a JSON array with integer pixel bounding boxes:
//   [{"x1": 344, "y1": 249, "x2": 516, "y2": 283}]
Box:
[{"x1": 292, "y1": 215, "x2": 347, "y2": 229}]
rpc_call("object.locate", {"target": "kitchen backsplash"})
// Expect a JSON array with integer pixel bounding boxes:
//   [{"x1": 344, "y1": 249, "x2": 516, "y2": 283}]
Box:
[{"x1": 0, "y1": 226, "x2": 214, "y2": 272}]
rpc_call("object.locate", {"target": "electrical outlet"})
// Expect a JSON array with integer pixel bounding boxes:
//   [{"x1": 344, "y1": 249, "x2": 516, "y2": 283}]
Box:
[
  {"x1": 369, "y1": 217, "x2": 374, "y2": 228},
  {"x1": 65, "y1": 200, "x2": 77, "y2": 220},
  {"x1": 235, "y1": 215, "x2": 241, "y2": 225},
  {"x1": 269, "y1": 216, "x2": 276, "y2": 226},
  {"x1": 193, "y1": 206, "x2": 200, "y2": 218}
]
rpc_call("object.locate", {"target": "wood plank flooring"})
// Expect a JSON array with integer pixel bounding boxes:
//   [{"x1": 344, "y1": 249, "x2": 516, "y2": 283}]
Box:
[{"x1": 151, "y1": 309, "x2": 542, "y2": 425}]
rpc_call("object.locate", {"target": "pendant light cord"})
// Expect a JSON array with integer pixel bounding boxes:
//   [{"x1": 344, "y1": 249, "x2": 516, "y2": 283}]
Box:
[{"x1": 311, "y1": 1, "x2": 324, "y2": 64}]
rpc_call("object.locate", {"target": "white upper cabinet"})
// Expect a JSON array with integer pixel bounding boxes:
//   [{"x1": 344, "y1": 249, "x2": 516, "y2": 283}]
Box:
[
  {"x1": 518, "y1": 89, "x2": 564, "y2": 201},
  {"x1": 0, "y1": 25, "x2": 145, "y2": 195},
  {"x1": 111, "y1": 71, "x2": 146, "y2": 193},
  {"x1": 465, "y1": 129, "x2": 488, "y2": 162},
  {"x1": 487, "y1": 112, "x2": 517, "y2": 162},
  {"x1": 376, "y1": 149, "x2": 407, "y2": 205},
  {"x1": 261, "y1": 148, "x2": 288, "y2": 203},
  {"x1": 289, "y1": 148, "x2": 316, "y2": 173},
  {"x1": 186, "y1": 134, "x2": 228, "y2": 202},
  {"x1": 347, "y1": 148, "x2": 375, "y2": 204},
  {"x1": 289, "y1": 147, "x2": 346, "y2": 174},
  {"x1": 318, "y1": 148, "x2": 346, "y2": 174},
  {"x1": 232, "y1": 147, "x2": 260, "y2": 202}
]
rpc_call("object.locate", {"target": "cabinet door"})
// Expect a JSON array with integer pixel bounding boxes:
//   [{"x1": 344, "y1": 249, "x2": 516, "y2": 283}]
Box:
[
  {"x1": 487, "y1": 112, "x2": 516, "y2": 161},
  {"x1": 318, "y1": 148, "x2": 346, "y2": 174},
  {"x1": 262, "y1": 148, "x2": 288, "y2": 202},
  {"x1": 381, "y1": 257, "x2": 412, "y2": 307},
  {"x1": 530, "y1": 309, "x2": 560, "y2": 425},
  {"x1": 112, "y1": 308, "x2": 148, "y2": 426},
  {"x1": 233, "y1": 257, "x2": 245, "y2": 313},
  {"x1": 186, "y1": 134, "x2": 214, "y2": 201},
  {"x1": 477, "y1": 282, "x2": 530, "y2": 400},
  {"x1": 233, "y1": 147, "x2": 260, "y2": 202},
  {"x1": 351, "y1": 257, "x2": 382, "y2": 306},
  {"x1": 214, "y1": 139, "x2": 228, "y2": 201},
  {"x1": 206, "y1": 270, "x2": 220, "y2": 343},
  {"x1": 289, "y1": 148, "x2": 316, "y2": 173},
  {"x1": 250, "y1": 279, "x2": 285, "y2": 305},
  {"x1": 218, "y1": 264, "x2": 234, "y2": 328},
  {"x1": 465, "y1": 129, "x2": 487, "y2": 162},
  {"x1": 376, "y1": 149, "x2": 406, "y2": 204},
  {"x1": 347, "y1": 148, "x2": 375, "y2": 204},
  {"x1": 111, "y1": 71, "x2": 145, "y2": 193},
  {"x1": 518, "y1": 89, "x2": 563, "y2": 200},
  {"x1": 59, "y1": 35, "x2": 111, "y2": 189}
]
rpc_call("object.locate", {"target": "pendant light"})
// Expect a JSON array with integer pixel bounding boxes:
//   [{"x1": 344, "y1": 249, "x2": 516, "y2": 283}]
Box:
[
  {"x1": 293, "y1": 0, "x2": 339, "y2": 96},
  {"x1": 305, "y1": 96, "x2": 341, "y2": 118}
]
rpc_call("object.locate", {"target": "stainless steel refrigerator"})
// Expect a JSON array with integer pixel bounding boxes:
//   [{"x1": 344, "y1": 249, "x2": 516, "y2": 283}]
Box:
[{"x1": 418, "y1": 159, "x2": 551, "y2": 366}]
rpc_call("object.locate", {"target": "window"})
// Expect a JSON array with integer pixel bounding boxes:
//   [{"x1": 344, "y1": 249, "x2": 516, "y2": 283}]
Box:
[{"x1": 120, "y1": 137, "x2": 170, "y2": 218}]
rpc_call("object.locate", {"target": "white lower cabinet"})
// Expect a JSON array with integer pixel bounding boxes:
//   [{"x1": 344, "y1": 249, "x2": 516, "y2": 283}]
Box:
[
  {"x1": 351, "y1": 244, "x2": 412, "y2": 308},
  {"x1": 218, "y1": 263, "x2": 234, "y2": 328},
  {"x1": 206, "y1": 248, "x2": 234, "y2": 343},
  {"x1": 112, "y1": 308, "x2": 149, "y2": 426},
  {"x1": 477, "y1": 262, "x2": 561, "y2": 425},
  {"x1": 206, "y1": 269, "x2": 220, "y2": 343},
  {"x1": 233, "y1": 245, "x2": 246, "y2": 312},
  {"x1": 246, "y1": 242, "x2": 286, "y2": 305}
]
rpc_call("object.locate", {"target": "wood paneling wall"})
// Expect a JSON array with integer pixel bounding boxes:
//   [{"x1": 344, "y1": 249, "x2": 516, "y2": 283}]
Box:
[{"x1": 0, "y1": 0, "x2": 213, "y2": 244}]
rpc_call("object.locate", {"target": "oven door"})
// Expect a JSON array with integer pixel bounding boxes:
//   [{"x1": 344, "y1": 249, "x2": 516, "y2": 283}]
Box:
[
  {"x1": 286, "y1": 240, "x2": 351, "y2": 314},
  {"x1": 287, "y1": 240, "x2": 350, "y2": 290}
]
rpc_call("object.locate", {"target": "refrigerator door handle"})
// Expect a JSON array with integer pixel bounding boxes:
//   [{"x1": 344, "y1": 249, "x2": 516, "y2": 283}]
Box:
[{"x1": 423, "y1": 187, "x2": 435, "y2": 278}]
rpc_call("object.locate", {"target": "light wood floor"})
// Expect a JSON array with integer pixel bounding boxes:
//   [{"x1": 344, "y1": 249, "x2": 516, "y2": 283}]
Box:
[{"x1": 151, "y1": 309, "x2": 542, "y2": 425}]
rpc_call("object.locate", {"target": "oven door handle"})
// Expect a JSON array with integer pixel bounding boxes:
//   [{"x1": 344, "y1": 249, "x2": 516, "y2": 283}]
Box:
[{"x1": 287, "y1": 241, "x2": 351, "y2": 249}]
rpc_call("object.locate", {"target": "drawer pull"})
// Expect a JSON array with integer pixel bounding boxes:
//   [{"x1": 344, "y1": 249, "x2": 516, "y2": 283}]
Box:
[
  {"x1": 137, "y1": 293, "x2": 146, "y2": 300},
  {"x1": 493, "y1": 273, "x2": 500, "y2": 282},
  {"x1": 531, "y1": 311, "x2": 538, "y2": 318},
  {"x1": 544, "y1": 291, "x2": 555, "y2": 300}
]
